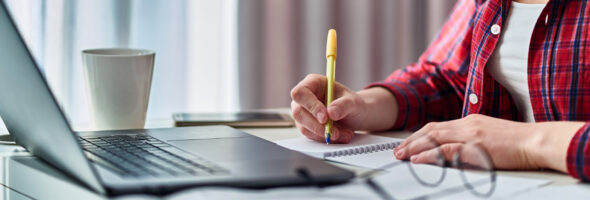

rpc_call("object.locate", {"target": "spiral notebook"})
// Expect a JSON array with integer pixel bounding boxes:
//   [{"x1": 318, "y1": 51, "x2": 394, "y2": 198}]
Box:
[{"x1": 276, "y1": 134, "x2": 403, "y2": 159}]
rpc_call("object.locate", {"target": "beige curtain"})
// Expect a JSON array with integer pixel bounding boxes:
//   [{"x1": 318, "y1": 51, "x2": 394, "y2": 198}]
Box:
[{"x1": 238, "y1": 0, "x2": 456, "y2": 109}]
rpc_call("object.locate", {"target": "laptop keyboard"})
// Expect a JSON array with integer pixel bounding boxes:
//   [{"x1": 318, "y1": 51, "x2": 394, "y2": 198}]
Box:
[{"x1": 79, "y1": 134, "x2": 228, "y2": 178}]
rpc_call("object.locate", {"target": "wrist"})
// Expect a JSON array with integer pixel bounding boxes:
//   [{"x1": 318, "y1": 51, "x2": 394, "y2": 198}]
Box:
[
  {"x1": 525, "y1": 122, "x2": 584, "y2": 172},
  {"x1": 356, "y1": 87, "x2": 398, "y2": 131},
  {"x1": 521, "y1": 123, "x2": 547, "y2": 170}
]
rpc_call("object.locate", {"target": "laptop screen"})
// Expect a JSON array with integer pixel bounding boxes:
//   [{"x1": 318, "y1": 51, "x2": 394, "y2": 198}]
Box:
[{"x1": 0, "y1": 1, "x2": 104, "y2": 194}]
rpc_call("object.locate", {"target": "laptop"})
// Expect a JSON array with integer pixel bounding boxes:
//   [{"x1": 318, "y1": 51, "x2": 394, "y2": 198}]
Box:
[{"x1": 0, "y1": 2, "x2": 353, "y2": 196}]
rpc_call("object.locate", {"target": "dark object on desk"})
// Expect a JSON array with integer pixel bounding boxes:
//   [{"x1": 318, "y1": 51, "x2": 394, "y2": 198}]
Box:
[
  {"x1": 0, "y1": 2, "x2": 353, "y2": 197},
  {"x1": 173, "y1": 112, "x2": 294, "y2": 128}
]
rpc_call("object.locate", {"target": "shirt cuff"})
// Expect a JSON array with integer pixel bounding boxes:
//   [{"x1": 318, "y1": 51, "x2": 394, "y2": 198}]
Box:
[
  {"x1": 366, "y1": 81, "x2": 423, "y2": 131},
  {"x1": 566, "y1": 122, "x2": 590, "y2": 182}
]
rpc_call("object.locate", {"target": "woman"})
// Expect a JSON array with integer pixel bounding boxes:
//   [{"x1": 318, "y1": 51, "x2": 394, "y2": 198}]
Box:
[{"x1": 290, "y1": 0, "x2": 590, "y2": 181}]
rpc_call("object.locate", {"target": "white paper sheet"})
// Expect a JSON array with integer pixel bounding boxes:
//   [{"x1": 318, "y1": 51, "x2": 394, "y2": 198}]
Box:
[
  {"x1": 369, "y1": 167, "x2": 550, "y2": 200},
  {"x1": 328, "y1": 150, "x2": 400, "y2": 169},
  {"x1": 512, "y1": 185, "x2": 590, "y2": 200}
]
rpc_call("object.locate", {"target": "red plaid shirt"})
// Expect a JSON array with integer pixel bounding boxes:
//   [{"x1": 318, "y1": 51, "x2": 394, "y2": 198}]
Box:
[{"x1": 369, "y1": 0, "x2": 590, "y2": 181}]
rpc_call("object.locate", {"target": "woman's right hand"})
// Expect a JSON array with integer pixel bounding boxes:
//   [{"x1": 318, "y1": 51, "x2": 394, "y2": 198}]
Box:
[{"x1": 290, "y1": 74, "x2": 369, "y2": 143}]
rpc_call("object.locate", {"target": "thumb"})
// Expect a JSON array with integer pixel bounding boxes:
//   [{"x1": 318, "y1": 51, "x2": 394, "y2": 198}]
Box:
[{"x1": 327, "y1": 95, "x2": 357, "y2": 121}]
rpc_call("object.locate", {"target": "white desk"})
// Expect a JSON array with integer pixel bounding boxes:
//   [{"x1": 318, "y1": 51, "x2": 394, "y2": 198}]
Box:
[{"x1": 0, "y1": 119, "x2": 587, "y2": 199}]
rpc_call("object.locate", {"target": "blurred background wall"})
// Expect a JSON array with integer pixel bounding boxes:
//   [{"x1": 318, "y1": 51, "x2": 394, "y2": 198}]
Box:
[
  {"x1": 238, "y1": 0, "x2": 455, "y2": 110},
  {"x1": 3, "y1": 0, "x2": 455, "y2": 125}
]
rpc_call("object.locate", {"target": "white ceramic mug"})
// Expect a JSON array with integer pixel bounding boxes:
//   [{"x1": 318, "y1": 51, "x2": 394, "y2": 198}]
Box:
[{"x1": 82, "y1": 48, "x2": 155, "y2": 130}]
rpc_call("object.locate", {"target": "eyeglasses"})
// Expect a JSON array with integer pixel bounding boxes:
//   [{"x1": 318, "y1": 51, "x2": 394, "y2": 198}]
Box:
[{"x1": 360, "y1": 137, "x2": 497, "y2": 199}]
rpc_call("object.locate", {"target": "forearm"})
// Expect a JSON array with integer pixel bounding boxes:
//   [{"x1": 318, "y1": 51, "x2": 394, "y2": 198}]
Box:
[
  {"x1": 527, "y1": 121, "x2": 585, "y2": 172},
  {"x1": 355, "y1": 87, "x2": 399, "y2": 131}
]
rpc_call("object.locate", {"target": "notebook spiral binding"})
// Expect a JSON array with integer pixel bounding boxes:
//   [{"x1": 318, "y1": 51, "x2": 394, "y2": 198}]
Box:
[{"x1": 323, "y1": 141, "x2": 402, "y2": 158}]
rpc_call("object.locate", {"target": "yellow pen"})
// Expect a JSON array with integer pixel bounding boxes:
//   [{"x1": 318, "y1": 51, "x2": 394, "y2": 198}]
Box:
[{"x1": 325, "y1": 29, "x2": 337, "y2": 144}]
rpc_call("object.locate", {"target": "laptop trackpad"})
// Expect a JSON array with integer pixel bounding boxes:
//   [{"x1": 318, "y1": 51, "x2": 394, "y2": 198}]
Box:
[{"x1": 166, "y1": 137, "x2": 292, "y2": 162}]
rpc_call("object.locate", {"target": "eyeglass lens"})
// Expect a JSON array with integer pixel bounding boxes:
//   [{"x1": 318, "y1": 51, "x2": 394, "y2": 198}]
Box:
[
  {"x1": 401, "y1": 138, "x2": 496, "y2": 197},
  {"x1": 403, "y1": 137, "x2": 446, "y2": 187},
  {"x1": 457, "y1": 143, "x2": 496, "y2": 197}
]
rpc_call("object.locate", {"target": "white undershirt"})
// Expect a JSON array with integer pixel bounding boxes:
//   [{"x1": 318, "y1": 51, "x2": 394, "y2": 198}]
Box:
[{"x1": 486, "y1": 2, "x2": 545, "y2": 122}]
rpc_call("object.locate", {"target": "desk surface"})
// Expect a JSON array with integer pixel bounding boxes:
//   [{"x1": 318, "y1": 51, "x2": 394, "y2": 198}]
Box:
[{"x1": 0, "y1": 119, "x2": 587, "y2": 199}]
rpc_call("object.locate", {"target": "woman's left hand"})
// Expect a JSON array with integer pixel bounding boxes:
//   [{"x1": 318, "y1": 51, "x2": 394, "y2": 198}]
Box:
[{"x1": 393, "y1": 114, "x2": 583, "y2": 171}]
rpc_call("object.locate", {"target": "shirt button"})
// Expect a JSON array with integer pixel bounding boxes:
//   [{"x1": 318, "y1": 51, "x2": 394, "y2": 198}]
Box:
[
  {"x1": 469, "y1": 93, "x2": 479, "y2": 104},
  {"x1": 544, "y1": 14, "x2": 549, "y2": 25},
  {"x1": 491, "y1": 24, "x2": 501, "y2": 35}
]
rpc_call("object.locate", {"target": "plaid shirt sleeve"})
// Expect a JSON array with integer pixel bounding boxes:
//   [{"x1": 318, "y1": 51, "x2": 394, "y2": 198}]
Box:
[
  {"x1": 568, "y1": 123, "x2": 590, "y2": 182},
  {"x1": 367, "y1": 0, "x2": 476, "y2": 131}
]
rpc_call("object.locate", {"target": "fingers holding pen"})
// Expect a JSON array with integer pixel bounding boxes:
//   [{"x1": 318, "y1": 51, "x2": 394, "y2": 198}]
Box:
[
  {"x1": 330, "y1": 124, "x2": 354, "y2": 144},
  {"x1": 327, "y1": 93, "x2": 358, "y2": 121},
  {"x1": 291, "y1": 101, "x2": 326, "y2": 138},
  {"x1": 297, "y1": 123, "x2": 326, "y2": 143},
  {"x1": 292, "y1": 101, "x2": 350, "y2": 143},
  {"x1": 290, "y1": 74, "x2": 328, "y2": 123},
  {"x1": 291, "y1": 73, "x2": 360, "y2": 144},
  {"x1": 296, "y1": 122, "x2": 352, "y2": 144}
]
